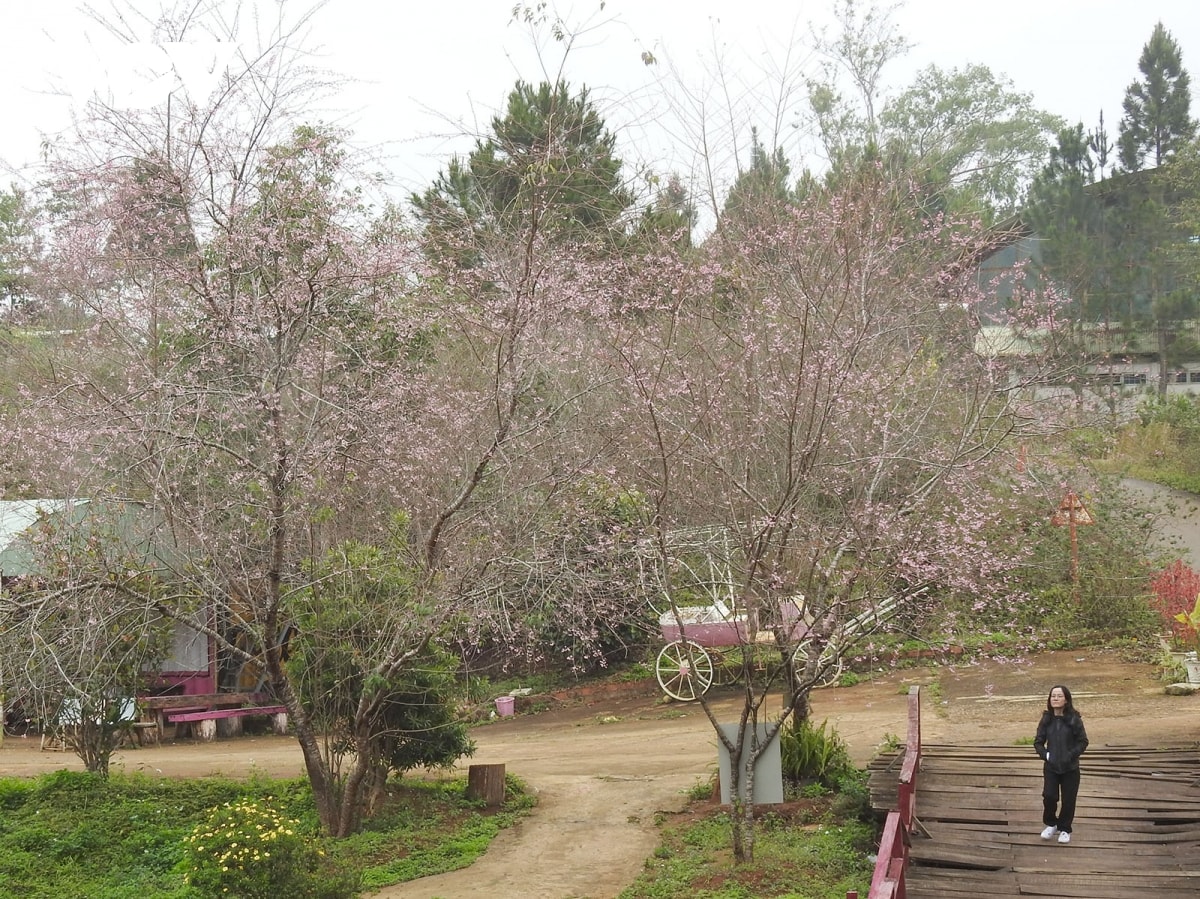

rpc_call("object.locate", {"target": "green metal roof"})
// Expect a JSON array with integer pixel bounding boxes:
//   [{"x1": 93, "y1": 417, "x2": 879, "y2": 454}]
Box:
[{"x1": 0, "y1": 500, "x2": 90, "y2": 577}]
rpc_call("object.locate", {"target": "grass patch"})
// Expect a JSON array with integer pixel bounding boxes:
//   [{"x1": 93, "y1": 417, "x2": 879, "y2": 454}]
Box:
[
  {"x1": 0, "y1": 769, "x2": 534, "y2": 897},
  {"x1": 618, "y1": 792, "x2": 875, "y2": 898}
]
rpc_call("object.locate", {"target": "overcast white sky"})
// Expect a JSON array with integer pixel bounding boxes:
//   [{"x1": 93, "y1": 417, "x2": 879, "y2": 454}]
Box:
[{"x1": 1, "y1": 0, "x2": 1198, "y2": 198}]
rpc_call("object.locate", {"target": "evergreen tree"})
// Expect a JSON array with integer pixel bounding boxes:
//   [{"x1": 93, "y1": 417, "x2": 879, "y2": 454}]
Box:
[
  {"x1": 1118, "y1": 22, "x2": 1196, "y2": 172},
  {"x1": 1089, "y1": 111, "x2": 1113, "y2": 181},
  {"x1": 1091, "y1": 168, "x2": 1191, "y2": 392},
  {"x1": 636, "y1": 173, "x2": 697, "y2": 247},
  {"x1": 0, "y1": 188, "x2": 36, "y2": 316},
  {"x1": 1164, "y1": 140, "x2": 1200, "y2": 303},
  {"x1": 1026, "y1": 124, "x2": 1107, "y2": 322},
  {"x1": 721, "y1": 128, "x2": 793, "y2": 227},
  {"x1": 412, "y1": 80, "x2": 633, "y2": 267}
]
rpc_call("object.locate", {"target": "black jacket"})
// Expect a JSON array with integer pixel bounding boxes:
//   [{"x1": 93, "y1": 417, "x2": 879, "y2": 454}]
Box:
[{"x1": 1034, "y1": 710, "x2": 1088, "y2": 773}]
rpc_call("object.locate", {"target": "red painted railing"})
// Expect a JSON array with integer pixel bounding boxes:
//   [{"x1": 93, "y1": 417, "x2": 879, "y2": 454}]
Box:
[
  {"x1": 851, "y1": 685, "x2": 921, "y2": 899},
  {"x1": 896, "y1": 684, "x2": 921, "y2": 832}
]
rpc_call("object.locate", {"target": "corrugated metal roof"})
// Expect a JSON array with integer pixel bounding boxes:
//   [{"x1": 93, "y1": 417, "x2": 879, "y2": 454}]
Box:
[
  {"x1": 0, "y1": 499, "x2": 90, "y2": 577},
  {"x1": 974, "y1": 325, "x2": 1048, "y2": 357}
]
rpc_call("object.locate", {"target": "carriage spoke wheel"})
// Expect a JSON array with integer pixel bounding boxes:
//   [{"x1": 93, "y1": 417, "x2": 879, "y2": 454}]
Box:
[
  {"x1": 792, "y1": 640, "x2": 843, "y2": 688},
  {"x1": 655, "y1": 640, "x2": 715, "y2": 701}
]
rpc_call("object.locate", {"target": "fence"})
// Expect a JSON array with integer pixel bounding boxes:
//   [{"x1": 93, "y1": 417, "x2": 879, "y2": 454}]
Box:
[{"x1": 849, "y1": 685, "x2": 921, "y2": 899}]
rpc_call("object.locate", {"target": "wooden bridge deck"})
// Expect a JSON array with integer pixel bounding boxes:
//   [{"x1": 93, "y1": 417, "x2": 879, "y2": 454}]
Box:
[{"x1": 869, "y1": 743, "x2": 1200, "y2": 899}]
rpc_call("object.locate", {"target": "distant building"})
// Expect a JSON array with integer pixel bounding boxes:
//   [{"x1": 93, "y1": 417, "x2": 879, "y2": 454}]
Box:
[
  {"x1": 975, "y1": 320, "x2": 1200, "y2": 422},
  {"x1": 0, "y1": 499, "x2": 217, "y2": 695}
]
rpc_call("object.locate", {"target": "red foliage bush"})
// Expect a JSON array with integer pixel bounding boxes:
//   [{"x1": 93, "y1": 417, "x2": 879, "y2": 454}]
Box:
[{"x1": 1149, "y1": 559, "x2": 1200, "y2": 647}]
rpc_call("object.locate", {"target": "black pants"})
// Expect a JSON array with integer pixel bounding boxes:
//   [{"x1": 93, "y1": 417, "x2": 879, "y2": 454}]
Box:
[{"x1": 1042, "y1": 766, "x2": 1081, "y2": 833}]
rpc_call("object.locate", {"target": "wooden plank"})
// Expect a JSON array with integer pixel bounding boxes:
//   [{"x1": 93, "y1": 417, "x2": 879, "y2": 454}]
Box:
[
  {"x1": 909, "y1": 870, "x2": 1200, "y2": 899},
  {"x1": 1015, "y1": 872, "x2": 1200, "y2": 898},
  {"x1": 909, "y1": 843, "x2": 1007, "y2": 868},
  {"x1": 870, "y1": 742, "x2": 1200, "y2": 899},
  {"x1": 140, "y1": 691, "x2": 266, "y2": 710},
  {"x1": 168, "y1": 705, "x2": 287, "y2": 722}
]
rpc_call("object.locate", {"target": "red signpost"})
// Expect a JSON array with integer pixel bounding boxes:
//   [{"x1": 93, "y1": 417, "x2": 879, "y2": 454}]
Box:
[{"x1": 1051, "y1": 491, "x2": 1094, "y2": 589}]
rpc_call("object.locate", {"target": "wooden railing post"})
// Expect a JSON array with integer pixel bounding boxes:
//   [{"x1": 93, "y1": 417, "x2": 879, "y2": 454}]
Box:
[
  {"x1": 864, "y1": 685, "x2": 921, "y2": 898},
  {"x1": 898, "y1": 685, "x2": 921, "y2": 831}
]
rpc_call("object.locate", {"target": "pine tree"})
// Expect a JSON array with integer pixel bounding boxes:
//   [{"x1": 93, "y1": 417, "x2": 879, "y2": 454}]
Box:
[
  {"x1": 1026, "y1": 124, "x2": 1111, "y2": 322},
  {"x1": 412, "y1": 80, "x2": 632, "y2": 268},
  {"x1": 1118, "y1": 22, "x2": 1196, "y2": 172},
  {"x1": 721, "y1": 127, "x2": 793, "y2": 227},
  {"x1": 1089, "y1": 111, "x2": 1112, "y2": 181},
  {"x1": 636, "y1": 173, "x2": 697, "y2": 247}
]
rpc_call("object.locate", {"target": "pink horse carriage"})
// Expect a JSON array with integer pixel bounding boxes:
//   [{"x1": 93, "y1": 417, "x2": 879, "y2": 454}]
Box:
[{"x1": 653, "y1": 598, "x2": 844, "y2": 701}]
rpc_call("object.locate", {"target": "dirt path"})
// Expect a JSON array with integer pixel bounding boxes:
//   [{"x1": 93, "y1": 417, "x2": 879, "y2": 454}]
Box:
[{"x1": 4, "y1": 649, "x2": 1196, "y2": 899}]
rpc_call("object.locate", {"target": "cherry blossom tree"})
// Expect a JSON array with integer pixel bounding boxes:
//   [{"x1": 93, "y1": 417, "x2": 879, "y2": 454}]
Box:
[
  {"x1": 0, "y1": 0, "x2": 633, "y2": 837},
  {"x1": 598, "y1": 164, "x2": 1054, "y2": 861}
]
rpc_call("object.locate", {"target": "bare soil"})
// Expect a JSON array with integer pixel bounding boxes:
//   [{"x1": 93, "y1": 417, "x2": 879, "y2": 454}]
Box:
[{"x1": 3, "y1": 649, "x2": 1197, "y2": 899}]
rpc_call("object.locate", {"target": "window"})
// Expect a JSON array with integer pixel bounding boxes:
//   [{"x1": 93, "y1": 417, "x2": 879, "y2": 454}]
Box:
[{"x1": 1105, "y1": 372, "x2": 1147, "y2": 386}]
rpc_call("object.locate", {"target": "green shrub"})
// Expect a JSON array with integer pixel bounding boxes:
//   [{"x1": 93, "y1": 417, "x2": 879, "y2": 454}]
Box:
[
  {"x1": 830, "y1": 768, "x2": 871, "y2": 820},
  {"x1": 686, "y1": 778, "x2": 716, "y2": 801},
  {"x1": 179, "y1": 797, "x2": 359, "y2": 899},
  {"x1": 780, "y1": 718, "x2": 854, "y2": 788},
  {"x1": 0, "y1": 777, "x2": 32, "y2": 811},
  {"x1": 836, "y1": 670, "x2": 862, "y2": 687}
]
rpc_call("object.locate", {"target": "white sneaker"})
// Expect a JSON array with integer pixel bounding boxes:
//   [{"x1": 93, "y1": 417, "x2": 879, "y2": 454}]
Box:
[
  {"x1": 1040, "y1": 826, "x2": 1058, "y2": 839},
  {"x1": 1058, "y1": 831, "x2": 1071, "y2": 844}
]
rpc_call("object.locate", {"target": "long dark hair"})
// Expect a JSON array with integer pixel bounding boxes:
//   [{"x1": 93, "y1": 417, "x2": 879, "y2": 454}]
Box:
[{"x1": 1045, "y1": 684, "x2": 1077, "y2": 717}]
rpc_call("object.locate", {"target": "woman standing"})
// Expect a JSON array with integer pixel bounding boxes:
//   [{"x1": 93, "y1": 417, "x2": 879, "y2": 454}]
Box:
[{"x1": 1034, "y1": 684, "x2": 1089, "y2": 844}]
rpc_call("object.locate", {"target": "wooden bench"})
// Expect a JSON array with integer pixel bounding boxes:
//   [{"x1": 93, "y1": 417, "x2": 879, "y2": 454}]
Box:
[
  {"x1": 167, "y1": 705, "x2": 289, "y2": 741},
  {"x1": 150, "y1": 705, "x2": 207, "y2": 741},
  {"x1": 141, "y1": 692, "x2": 269, "y2": 741},
  {"x1": 123, "y1": 719, "x2": 162, "y2": 747}
]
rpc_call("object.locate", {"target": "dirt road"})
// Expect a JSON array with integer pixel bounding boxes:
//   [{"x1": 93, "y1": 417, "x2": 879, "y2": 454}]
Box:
[{"x1": 3, "y1": 649, "x2": 1196, "y2": 899}]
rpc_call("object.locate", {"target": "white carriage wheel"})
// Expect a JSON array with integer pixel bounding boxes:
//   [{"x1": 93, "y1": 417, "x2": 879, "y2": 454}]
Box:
[
  {"x1": 655, "y1": 639, "x2": 715, "y2": 701},
  {"x1": 792, "y1": 640, "x2": 843, "y2": 688}
]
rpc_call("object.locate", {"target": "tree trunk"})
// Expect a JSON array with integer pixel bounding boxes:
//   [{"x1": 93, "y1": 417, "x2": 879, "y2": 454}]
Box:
[
  {"x1": 1158, "y1": 324, "x2": 1170, "y2": 396},
  {"x1": 363, "y1": 758, "x2": 389, "y2": 819},
  {"x1": 791, "y1": 687, "x2": 811, "y2": 725},
  {"x1": 466, "y1": 763, "x2": 507, "y2": 807},
  {"x1": 730, "y1": 796, "x2": 749, "y2": 862},
  {"x1": 266, "y1": 658, "x2": 341, "y2": 834},
  {"x1": 335, "y1": 746, "x2": 372, "y2": 837}
]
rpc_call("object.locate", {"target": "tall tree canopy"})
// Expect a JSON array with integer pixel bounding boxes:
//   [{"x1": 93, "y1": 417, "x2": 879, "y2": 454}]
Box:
[
  {"x1": 0, "y1": 2, "x2": 639, "y2": 838},
  {"x1": 1025, "y1": 123, "x2": 1110, "y2": 321},
  {"x1": 879, "y1": 63, "x2": 1062, "y2": 221},
  {"x1": 720, "y1": 127, "x2": 794, "y2": 228},
  {"x1": 806, "y1": 4, "x2": 1060, "y2": 223},
  {"x1": 0, "y1": 187, "x2": 36, "y2": 316},
  {"x1": 411, "y1": 79, "x2": 633, "y2": 266},
  {"x1": 1118, "y1": 21, "x2": 1196, "y2": 172}
]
